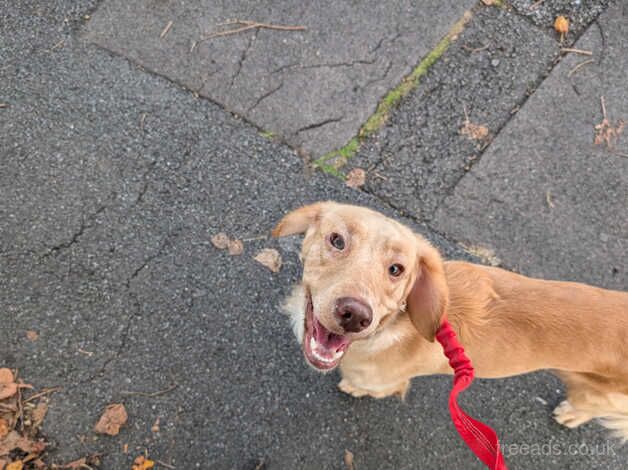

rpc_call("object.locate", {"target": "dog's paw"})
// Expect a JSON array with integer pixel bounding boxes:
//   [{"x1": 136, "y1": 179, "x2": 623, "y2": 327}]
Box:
[
  {"x1": 338, "y1": 379, "x2": 368, "y2": 398},
  {"x1": 553, "y1": 400, "x2": 593, "y2": 428}
]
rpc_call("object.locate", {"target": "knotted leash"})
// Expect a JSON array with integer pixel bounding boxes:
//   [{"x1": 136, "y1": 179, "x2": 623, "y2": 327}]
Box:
[{"x1": 435, "y1": 320, "x2": 508, "y2": 470}]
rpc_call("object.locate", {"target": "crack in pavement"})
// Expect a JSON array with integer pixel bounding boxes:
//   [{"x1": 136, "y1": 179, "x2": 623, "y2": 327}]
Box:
[
  {"x1": 247, "y1": 80, "x2": 284, "y2": 113},
  {"x1": 39, "y1": 203, "x2": 108, "y2": 260},
  {"x1": 295, "y1": 116, "x2": 344, "y2": 135},
  {"x1": 228, "y1": 30, "x2": 257, "y2": 92}
]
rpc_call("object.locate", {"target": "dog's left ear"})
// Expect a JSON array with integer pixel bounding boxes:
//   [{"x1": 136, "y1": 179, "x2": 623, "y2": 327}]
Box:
[
  {"x1": 272, "y1": 202, "x2": 327, "y2": 237},
  {"x1": 406, "y1": 237, "x2": 449, "y2": 342}
]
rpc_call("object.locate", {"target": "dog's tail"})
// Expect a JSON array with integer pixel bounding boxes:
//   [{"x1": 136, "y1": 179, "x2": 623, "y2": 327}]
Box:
[{"x1": 599, "y1": 414, "x2": 628, "y2": 443}]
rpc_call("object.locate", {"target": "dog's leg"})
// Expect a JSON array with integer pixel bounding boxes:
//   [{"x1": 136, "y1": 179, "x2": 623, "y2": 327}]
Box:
[
  {"x1": 553, "y1": 400, "x2": 594, "y2": 428},
  {"x1": 338, "y1": 378, "x2": 410, "y2": 399}
]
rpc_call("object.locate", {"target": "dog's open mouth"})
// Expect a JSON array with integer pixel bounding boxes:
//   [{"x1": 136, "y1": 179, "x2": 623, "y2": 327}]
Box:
[{"x1": 303, "y1": 290, "x2": 351, "y2": 370}]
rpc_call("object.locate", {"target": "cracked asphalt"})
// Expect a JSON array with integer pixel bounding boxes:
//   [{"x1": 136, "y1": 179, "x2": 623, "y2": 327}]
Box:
[{"x1": 1, "y1": 0, "x2": 627, "y2": 469}]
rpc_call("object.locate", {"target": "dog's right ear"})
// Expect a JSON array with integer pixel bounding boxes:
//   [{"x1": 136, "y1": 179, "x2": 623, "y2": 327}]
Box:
[{"x1": 272, "y1": 202, "x2": 326, "y2": 237}]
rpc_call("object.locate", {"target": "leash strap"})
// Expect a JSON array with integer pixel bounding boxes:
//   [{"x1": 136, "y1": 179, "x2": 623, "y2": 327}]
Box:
[{"x1": 435, "y1": 320, "x2": 508, "y2": 470}]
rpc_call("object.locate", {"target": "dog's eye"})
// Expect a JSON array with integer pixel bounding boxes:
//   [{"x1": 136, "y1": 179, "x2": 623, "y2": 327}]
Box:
[
  {"x1": 329, "y1": 232, "x2": 345, "y2": 250},
  {"x1": 389, "y1": 264, "x2": 404, "y2": 277}
]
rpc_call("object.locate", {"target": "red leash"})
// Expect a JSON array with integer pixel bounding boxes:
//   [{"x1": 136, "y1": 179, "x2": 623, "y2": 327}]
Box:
[{"x1": 435, "y1": 320, "x2": 508, "y2": 470}]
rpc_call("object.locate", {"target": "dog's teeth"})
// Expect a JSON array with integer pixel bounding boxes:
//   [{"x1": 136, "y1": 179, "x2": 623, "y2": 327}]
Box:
[{"x1": 309, "y1": 337, "x2": 317, "y2": 350}]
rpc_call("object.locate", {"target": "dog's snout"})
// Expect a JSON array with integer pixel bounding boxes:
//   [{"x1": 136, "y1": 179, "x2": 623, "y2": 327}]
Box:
[{"x1": 335, "y1": 297, "x2": 372, "y2": 333}]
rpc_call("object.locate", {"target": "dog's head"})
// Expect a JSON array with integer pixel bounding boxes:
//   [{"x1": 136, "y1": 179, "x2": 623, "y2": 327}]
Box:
[{"x1": 273, "y1": 202, "x2": 448, "y2": 371}]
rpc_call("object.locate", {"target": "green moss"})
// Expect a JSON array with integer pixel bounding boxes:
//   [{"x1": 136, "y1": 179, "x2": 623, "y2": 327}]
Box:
[
  {"x1": 259, "y1": 130, "x2": 275, "y2": 139},
  {"x1": 313, "y1": 11, "x2": 472, "y2": 175}
]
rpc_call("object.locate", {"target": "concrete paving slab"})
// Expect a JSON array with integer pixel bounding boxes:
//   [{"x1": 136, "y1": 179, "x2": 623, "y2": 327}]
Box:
[
  {"x1": 352, "y1": 6, "x2": 558, "y2": 221},
  {"x1": 433, "y1": 2, "x2": 627, "y2": 289},
  {"x1": 84, "y1": 0, "x2": 475, "y2": 158}
]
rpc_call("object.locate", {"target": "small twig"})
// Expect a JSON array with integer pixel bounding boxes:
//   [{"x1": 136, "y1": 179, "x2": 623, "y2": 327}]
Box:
[
  {"x1": 23, "y1": 387, "x2": 62, "y2": 404},
  {"x1": 50, "y1": 39, "x2": 65, "y2": 51},
  {"x1": 156, "y1": 460, "x2": 176, "y2": 469},
  {"x1": 462, "y1": 43, "x2": 488, "y2": 53},
  {"x1": 528, "y1": 0, "x2": 545, "y2": 10},
  {"x1": 241, "y1": 235, "x2": 268, "y2": 242},
  {"x1": 78, "y1": 348, "x2": 94, "y2": 357},
  {"x1": 120, "y1": 383, "x2": 178, "y2": 398},
  {"x1": 545, "y1": 190, "x2": 555, "y2": 209},
  {"x1": 568, "y1": 59, "x2": 594, "y2": 77},
  {"x1": 197, "y1": 19, "x2": 305, "y2": 45},
  {"x1": 0, "y1": 103, "x2": 8, "y2": 108},
  {"x1": 614, "y1": 152, "x2": 628, "y2": 159},
  {"x1": 600, "y1": 95, "x2": 607, "y2": 120},
  {"x1": 160, "y1": 20, "x2": 174, "y2": 39},
  {"x1": 560, "y1": 47, "x2": 593, "y2": 56},
  {"x1": 139, "y1": 112, "x2": 147, "y2": 132}
]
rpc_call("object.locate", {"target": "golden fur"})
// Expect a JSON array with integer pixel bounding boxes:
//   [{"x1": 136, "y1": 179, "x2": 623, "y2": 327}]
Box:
[{"x1": 274, "y1": 202, "x2": 628, "y2": 439}]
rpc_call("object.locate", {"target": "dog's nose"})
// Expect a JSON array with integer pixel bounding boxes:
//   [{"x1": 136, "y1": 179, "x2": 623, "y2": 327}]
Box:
[{"x1": 335, "y1": 297, "x2": 372, "y2": 333}]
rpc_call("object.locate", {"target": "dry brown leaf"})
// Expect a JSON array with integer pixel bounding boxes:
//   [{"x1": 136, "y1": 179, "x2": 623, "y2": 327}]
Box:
[
  {"x1": 344, "y1": 449, "x2": 354, "y2": 470},
  {"x1": 94, "y1": 403, "x2": 127, "y2": 436},
  {"x1": 0, "y1": 418, "x2": 9, "y2": 439},
  {"x1": 59, "y1": 455, "x2": 101, "y2": 469},
  {"x1": 0, "y1": 369, "x2": 13, "y2": 384},
  {"x1": 25, "y1": 331, "x2": 39, "y2": 342},
  {"x1": 345, "y1": 168, "x2": 366, "y2": 189},
  {"x1": 227, "y1": 239, "x2": 244, "y2": 256},
  {"x1": 254, "y1": 249, "x2": 282, "y2": 273},
  {"x1": 5, "y1": 461, "x2": 22, "y2": 470},
  {"x1": 30, "y1": 402, "x2": 48, "y2": 432},
  {"x1": 461, "y1": 120, "x2": 489, "y2": 141},
  {"x1": 210, "y1": 232, "x2": 230, "y2": 249},
  {"x1": 132, "y1": 455, "x2": 155, "y2": 470},
  {"x1": 150, "y1": 417, "x2": 160, "y2": 433},
  {"x1": 0, "y1": 384, "x2": 18, "y2": 401},
  {"x1": 0, "y1": 431, "x2": 46, "y2": 457},
  {"x1": 595, "y1": 119, "x2": 624, "y2": 149},
  {"x1": 554, "y1": 16, "x2": 569, "y2": 35}
]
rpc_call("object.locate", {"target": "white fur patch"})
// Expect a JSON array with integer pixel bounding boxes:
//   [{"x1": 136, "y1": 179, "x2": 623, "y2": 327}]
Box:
[{"x1": 281, "y1": 284, "x2": 306, "y2": 343}]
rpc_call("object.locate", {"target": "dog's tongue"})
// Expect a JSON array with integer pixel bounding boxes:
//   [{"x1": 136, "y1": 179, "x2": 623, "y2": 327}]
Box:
[{"x1": 312, "y1": 316, "x2": 349, "y2": 351}]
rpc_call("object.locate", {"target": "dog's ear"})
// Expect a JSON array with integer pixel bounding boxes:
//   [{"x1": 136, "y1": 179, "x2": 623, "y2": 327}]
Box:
[
  {"x1": 272, "y1": 202, "x2": 326, "y2": 237},
  {"x1": 406, "y1": 237, "x2": 449, "y2": 342}
]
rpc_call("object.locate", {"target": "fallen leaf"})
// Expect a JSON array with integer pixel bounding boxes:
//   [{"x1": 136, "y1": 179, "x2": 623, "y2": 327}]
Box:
[
  {"x1": 254, "y1": 249, "x2": 282, "y2": 273},
  {"x1": 554, "y1": 16, "x2": 569, "y2": 34},
  {"x1": 0, "y1": 418, "x2": 9, "y2": 439},
  {"x1": 345, "y1": 168, "x2": 366, "y2": 188},
  {"x1": 210, "y1": 232, "x2": 230, "y2": 249},
  {"x1": 59, "y1": 455, "x2": 101, "y2": 469},
  {"x1": 0, "y1": 383, "x2": 18, "y2": 401},
  {"x1": 344, "y1": 449, "x2": 354, "y2": 470},
  {"x1": 25, "y1": 331, "x2": 39, "y2": 342},
  {"x1": 94, "y1": 403, "x2": 127, "y2": 436},
  {"x1": 132, "y1": 455, "x2": 155, "y2": 470},
  {"x1": 150, "y1": 417, "x2": 160, "y2": 433},
  {"x1": 227, "y1": 239, "x2": 244, "y2": 256},
  {"x1": 30, "y1": 402, "x2": 48, "y2": 432},
  {"x1": 0, "y1": 369, "x2": 13, "y2": 384},
  {"x1": 5, "y1": 461, "x2": 22, "y2": 470},
  {"x1": 0, "y1": 431, "x2": 46, "y2": 457},
  {"x1": 460, "y1": 120, "x2": 489, "y2": 141}
]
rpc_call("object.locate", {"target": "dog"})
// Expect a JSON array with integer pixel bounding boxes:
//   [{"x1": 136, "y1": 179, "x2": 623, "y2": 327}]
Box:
[{"x1": 272, "y1": 201, "x2": 628, "y2": 440}]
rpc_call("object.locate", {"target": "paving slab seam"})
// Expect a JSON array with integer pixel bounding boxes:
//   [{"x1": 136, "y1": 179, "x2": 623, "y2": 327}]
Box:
[
  {"x1": 84, "y1": 41, "x2": 299, "y2": 156},
  {"x1": 415, "y1": 3, "x2": 615, "y2": 220}
]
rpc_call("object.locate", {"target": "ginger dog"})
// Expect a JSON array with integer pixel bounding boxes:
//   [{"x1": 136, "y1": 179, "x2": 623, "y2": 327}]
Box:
[{"x1": 273, "y1": 201, "x2": 628, "y2": 439}]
